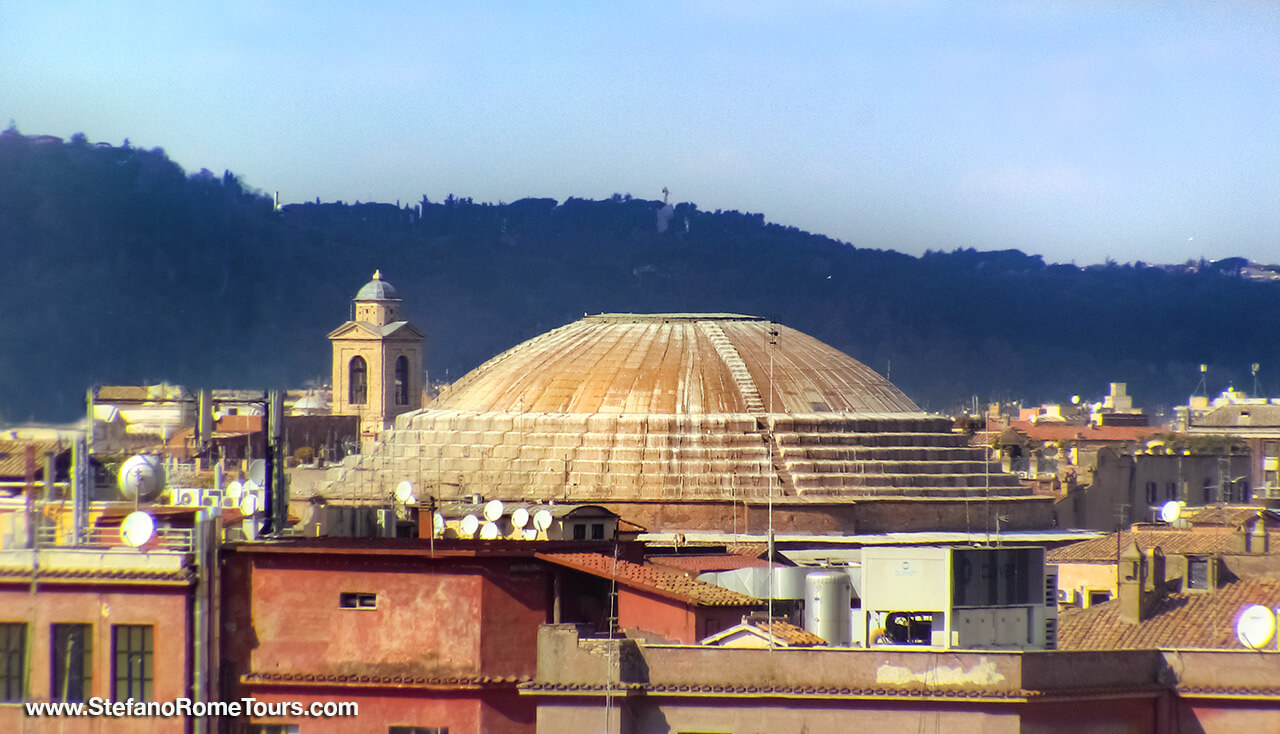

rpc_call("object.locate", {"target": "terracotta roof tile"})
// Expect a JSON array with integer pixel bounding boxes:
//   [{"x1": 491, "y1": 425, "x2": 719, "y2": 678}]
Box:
[
  {"x1": 1185, "y1": 505, "x2": 1276, "y2": 527},
  {"x1": 1047, "y1": 527, "x2": 1278, "y2": 563},
  {"x1": 243, "y1": 671, "x2": 530, "y2": 689},
  {"x1": 1058, "y1": 578, "x2": 1280, "y2": 650},
  {"x1": 749, "y1": 619, "x2": 826, "y2": 646},
  {"x1": 0, "y1": 439, "x2": 63, "y2": 479},
  {"x1": 1005, "y1": 421, "x2": 1160, "y2": 444},
  {"x1": 648, "y1": 553, "x2": 776, "y2": 574},
  {"x1": 536, "y1": 552, "x2": 762, "y2": 607}
]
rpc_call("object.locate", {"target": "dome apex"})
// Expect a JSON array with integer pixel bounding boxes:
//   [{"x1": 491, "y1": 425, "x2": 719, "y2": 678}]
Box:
[{"x1": 356, "y1": 270, "x2": 399, "y2": 301}]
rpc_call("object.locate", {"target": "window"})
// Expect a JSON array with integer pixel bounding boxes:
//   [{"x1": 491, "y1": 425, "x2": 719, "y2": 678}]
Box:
[
  {"x1": 339, "y1": 592, "x2": 377, "y2": 609},
  {"x1": 591, "y1": 523, "x2": 605, "y2": 540},
  {"x1": 1267, "y1": 442, "x2": 1279, "y2": 458},
  {"x1": 112, "y1": 625, "x2": 153, "y2": 701},
  {"x1": 349, "y1": 356, "x2": 368, "y2": 405},
  {"x1": 395, "y1": 356, "x2": 409, "y2": 406},
  {"x1": 1166, "y1": 482, "x2": 1177, "y2": 501},
  {"x1": 1188, "y1": 557, "x2": 1212, "y2": 590},
  {"x1": 1087, "y1": 590, "x2": 1111, "y2": 606},
  {"x1": 1145, "y1": 482, "x2": 1157, "y2": 504},
  {"x1": 0, "y1": 623, "x2": 25, "y2": 702},
  {"x1": 51, "y1": 624, "x2": 92, "y2": 702},
  {"x1": 1202, "y1": 478, "x2": 1214, "y2": 504},
  {"x1": 389, "y1": 728, "x2": 448, "y2": 734},
  {"x1": 572, "y1": 524, "x2": 587, "y2": 541}
]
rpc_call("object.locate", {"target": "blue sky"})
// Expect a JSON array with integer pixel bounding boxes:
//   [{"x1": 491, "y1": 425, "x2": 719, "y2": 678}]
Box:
[{"x1": 4, "y1": 1, "x2": 1278, "y2": 265}]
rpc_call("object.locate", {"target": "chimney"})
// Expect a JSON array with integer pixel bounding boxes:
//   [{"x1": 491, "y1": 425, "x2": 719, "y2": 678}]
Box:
[{"x1": 1118, "y1": 542, "x2": 1144, "y2": 624}]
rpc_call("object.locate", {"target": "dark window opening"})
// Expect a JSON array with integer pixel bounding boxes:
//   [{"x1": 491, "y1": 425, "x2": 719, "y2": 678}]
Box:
[
  {"x1": 1145, "y1": 482, "x2": 1157, "y2": 504},
  {"x1": 339, "y1": 592, "x2": 377, "y2": 609},
  {"x1": 1188, "y1": 557, "x2": 1211, "y2": 590},
  {"x1": 395, "y1": 356, "x2": 410, "y2": 405},
  {"x1": 591, "y1": 523, "x2": 605, "y2": 540},
  {"x1": 0, "y1": 623, "x2": 26, "y2": 702},
  {"x1": 1087, "y1": 590, "x2": 1111, "y2": 606},
  {"x1": 112, "y1": 624, "x2": 153, "y2": 701},
  {"x1": 52, "y1": 624, "x2": 92, "y2": 702},
  {"x1": 573, "y1": 524, "x2": 587, "y2": 541},
  {"x1": 882, "y1": 612, "x2": 933, "y2": 645},
  {"x1": 349, "y1": 356, "x2": 368, "y2": 405}
]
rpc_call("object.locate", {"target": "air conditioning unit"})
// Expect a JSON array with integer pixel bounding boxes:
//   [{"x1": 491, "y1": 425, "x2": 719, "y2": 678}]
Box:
[
  {"x1": 173, "y1": 488, "x2": 201, "y2": 506},
  {"x1": 1056, "y1": 588, "x2": 1076, "y2": 604}
]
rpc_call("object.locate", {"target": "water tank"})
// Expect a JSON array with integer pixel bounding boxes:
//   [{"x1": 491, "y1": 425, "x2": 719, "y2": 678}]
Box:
[{"x1": 805, "y1": 570, "x2": 851, "y2": 646}]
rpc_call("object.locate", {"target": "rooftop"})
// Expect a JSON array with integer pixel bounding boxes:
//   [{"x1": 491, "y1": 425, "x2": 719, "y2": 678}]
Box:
[
  {"x1": 535, "y1": 551, "x2": 762, "y2": 607},
  {"x1": 1059, "y1": 578, "x2": 1280, "y2": 650}
]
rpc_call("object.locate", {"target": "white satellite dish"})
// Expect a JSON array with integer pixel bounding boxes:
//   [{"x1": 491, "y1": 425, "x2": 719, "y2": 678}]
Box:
[
  {"x1": 226, "y1": 480, "x2": 244, "y2": 499},
  {"x1": 248, "y1": 459, "x2": 267, "y2": 485},
  {"x1": 395, "y1": 481, "x2": 416, "y2": 504},
  {"x1": 1236, "y1": 604, "x2": 1276, "y2": 649},
  {"x1": 484, "y1": 499, "x2": 504, "y2": 522},
  {"x1": 120, "y1": 511, "x2": 155, "y2": 548},
  {"x1": 511, "y1": 507, "x2": 530, "y2": 529},
  {"x1": 460, "y1": 514, "x2": 480, "y2": 538},
  {"x1": 243, "y1": 479, "x2": 260, "y2": 495},
  {"x1": 239, "y1": 493, "x2": 259, "y2": 516},
  {"x1": 433, "y1": 512, "x2": 446, "y2": 536},
  {"x1": 522, "y1": 527, "x2": 538, "y2": 540},
  {"x1": 533, "y1": 509, "x2": 553, "y2": 531},
  {"x1": 480, "y1": 521, "x2": 500, "y2": 540},
  {"x1": 1160, "y1": 500, "x2": 1182, "y2": 524},
  {"x1": 118, "y1": 455, "x2": 164, "y2": 501}
]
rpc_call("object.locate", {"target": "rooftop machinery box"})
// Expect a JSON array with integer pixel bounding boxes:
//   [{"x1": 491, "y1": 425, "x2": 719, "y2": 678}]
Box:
[{"x1": 858, "y1": 546, "x2": 1057, "y2": 650}]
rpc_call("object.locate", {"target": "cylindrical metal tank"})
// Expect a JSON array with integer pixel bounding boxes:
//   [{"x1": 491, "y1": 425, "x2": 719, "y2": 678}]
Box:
[{"x1": 804, "y1": 570, "x2": 851, "y2": 646}]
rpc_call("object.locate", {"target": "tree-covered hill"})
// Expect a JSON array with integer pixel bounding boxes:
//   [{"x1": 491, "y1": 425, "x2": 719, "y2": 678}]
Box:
[{"x1": 2, "y1": 128, "x2": 1276, "y2": 423}]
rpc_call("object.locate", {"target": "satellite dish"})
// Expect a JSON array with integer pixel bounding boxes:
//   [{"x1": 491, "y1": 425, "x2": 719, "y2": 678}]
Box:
[
  {"x1": 522, "y1": 527, "x2": 538, "y2": 540},
  {"x1": 533, "y1": 509, "x2": 553, "y2": 531},
  {"x1": 120, "y1": 511, "x2": 155, "y2": 548},
  {"x1": 1236, "y1": 604, "x2": 1276, "y2": 649},
  {"x1": 239, "y1": 493, "x2": 259, "y2": 516},
  {"x1": 243, "y1": 479, "x2": 260, "y2": 495},
  {"x1": 226, "y1": 480, "x2": 244, "y2": 499},
  {"x1": 1160, "y1": 500, "x2": 1182, "y2": 524},
  {"x1": 248, "y1": 459, "x2": 267, "y2": 485},
  {"x1": 432, "y1": 512, "x2": 446, "y2": 536},
  {"x1": 511, "y1": 507, "x2": 530, "y2": 529},
  {"x1": 118, "y1": 455, "x2": 164, "y2": 501},
  {"x1": 480, "y1": 522, "x2": 500, "y2": 540},
  {"x1": 484, "y1": 499, "x2": 504, "y2": 522},
  {"x1": 395, "y1": 481, "x2": 416, "y2": 504},
  {"x1": 460, "y1": 514, "x2": 480, "y2": 538}
]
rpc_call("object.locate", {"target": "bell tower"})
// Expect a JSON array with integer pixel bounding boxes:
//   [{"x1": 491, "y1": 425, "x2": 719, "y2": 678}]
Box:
[{"x1": 329, "y1": 271, "x2": 425, "y2": 447}]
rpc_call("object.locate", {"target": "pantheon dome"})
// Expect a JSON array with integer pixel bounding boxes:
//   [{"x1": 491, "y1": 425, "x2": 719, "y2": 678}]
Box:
[{"x1": 319, "y1": 313, "x2": 1037, "y2": 532}]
